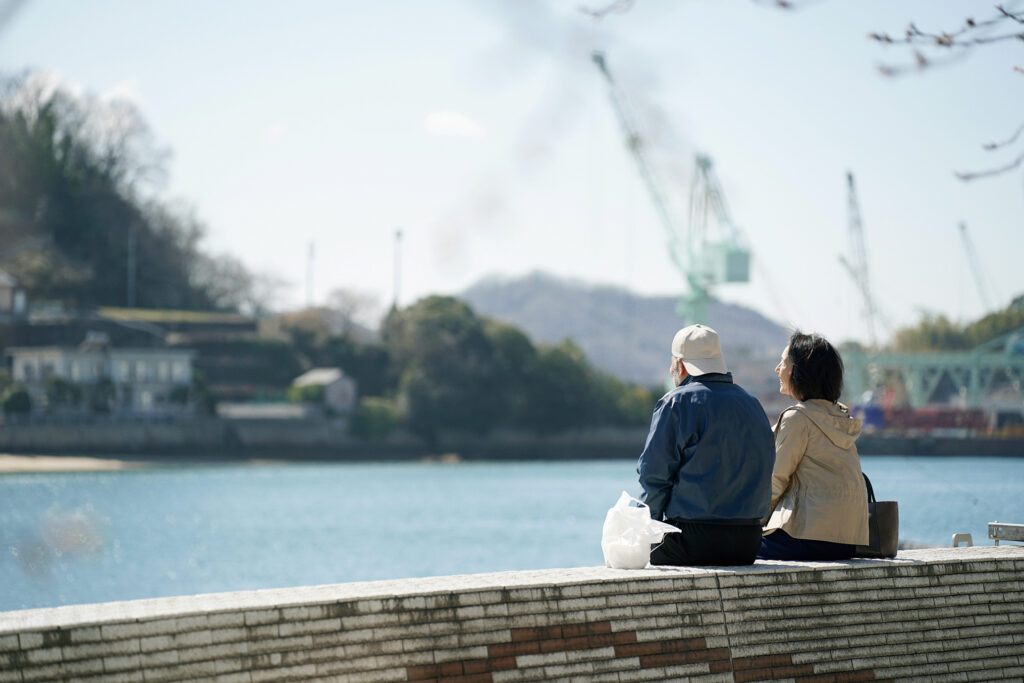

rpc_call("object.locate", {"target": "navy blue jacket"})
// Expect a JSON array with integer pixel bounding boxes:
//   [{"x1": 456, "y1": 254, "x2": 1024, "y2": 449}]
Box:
[{"x1": 637, "y1": 373, "x2": 774, "y2": 522}]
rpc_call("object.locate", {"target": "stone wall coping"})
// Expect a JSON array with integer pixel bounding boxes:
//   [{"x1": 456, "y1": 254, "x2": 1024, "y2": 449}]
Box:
[{"x1": 2, "y1": 545, "x2": 1021, "y2": 634}]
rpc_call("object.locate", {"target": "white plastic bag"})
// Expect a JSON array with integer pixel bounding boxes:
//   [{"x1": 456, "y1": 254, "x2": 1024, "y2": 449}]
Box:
[{"x1": 601, "y1": 491, "x2": 681, "y2": 569}]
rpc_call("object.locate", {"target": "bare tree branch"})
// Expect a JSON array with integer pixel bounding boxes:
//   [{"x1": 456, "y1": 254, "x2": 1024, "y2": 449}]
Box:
[
  {"x1": 955, "y1": 152, "x2": 1024, "y2": 181},
  {"x1": 871, "y1": 4, "x2": 1024, "y2": 77},
  {"x1": 578, "y1": 0, "x2": 635, "y2": 20},
  {"x1": 997, "y1": 5, "x2": 1024, "y2": 24},
  {"x1": 983, "y1": 121, "x2": 1024, "y2": 150}
]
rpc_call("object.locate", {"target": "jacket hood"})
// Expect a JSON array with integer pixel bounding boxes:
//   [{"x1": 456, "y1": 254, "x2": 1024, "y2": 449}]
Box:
[{"x1": 796, "y1": 399, "x2": 861, "y2": 448}]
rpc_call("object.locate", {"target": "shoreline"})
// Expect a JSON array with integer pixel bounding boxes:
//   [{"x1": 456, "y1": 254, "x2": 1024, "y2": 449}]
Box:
[{"x1": 0, "y1": 454, "x2": 153, "y2": 473}]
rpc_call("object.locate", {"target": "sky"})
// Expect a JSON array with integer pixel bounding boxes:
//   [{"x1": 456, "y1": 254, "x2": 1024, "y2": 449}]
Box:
[{"x1": 1, "y1": 0, "x2": 1022, "y2": 345}]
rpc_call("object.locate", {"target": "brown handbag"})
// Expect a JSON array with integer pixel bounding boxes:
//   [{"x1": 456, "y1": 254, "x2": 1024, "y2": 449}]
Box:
[{"x1": 854, "y1": 474, "x2": 899, "y2": 559}]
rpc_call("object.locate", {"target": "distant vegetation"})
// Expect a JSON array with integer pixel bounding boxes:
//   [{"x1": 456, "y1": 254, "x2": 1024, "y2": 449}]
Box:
[
  {"x1": 273, "y1": 296, "x2": 661, "y2": 441},
  {"x1": 0, "y1": 72, "x2": 266, "y2": 312},
  {"x1": 892, "y1": 295, "x2": 1024, "y2": 352}
]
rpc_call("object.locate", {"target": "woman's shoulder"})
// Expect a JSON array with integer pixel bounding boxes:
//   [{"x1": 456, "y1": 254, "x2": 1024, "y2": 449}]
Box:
[
  {"x1": 774, "y1": 404, "x2": 812, "y2": 432},
  {"x1": 777, "y1": 403, "x2": 811, "y2": 422}
]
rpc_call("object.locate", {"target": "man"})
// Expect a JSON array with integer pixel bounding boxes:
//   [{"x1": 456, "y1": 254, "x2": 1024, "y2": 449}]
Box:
[{"x1": 637, "y1": 324, "x2": 775, "y2": 566}]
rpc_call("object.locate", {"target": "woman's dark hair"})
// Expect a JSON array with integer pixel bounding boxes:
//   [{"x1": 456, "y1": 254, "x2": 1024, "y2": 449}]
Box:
[{"x1": 787, "y1": 331, "x2": 843, "y2": 402}]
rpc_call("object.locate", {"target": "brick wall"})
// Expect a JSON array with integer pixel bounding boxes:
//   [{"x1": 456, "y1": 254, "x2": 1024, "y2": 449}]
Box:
[{"x1": 1, "y1": 546, "x2": 1022, "y2": 682}]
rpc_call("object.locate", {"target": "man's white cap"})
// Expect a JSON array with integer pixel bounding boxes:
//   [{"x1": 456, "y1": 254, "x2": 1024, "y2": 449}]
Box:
[{"x1": 671, "y1": 324, "x2": 728, "y2": 376}]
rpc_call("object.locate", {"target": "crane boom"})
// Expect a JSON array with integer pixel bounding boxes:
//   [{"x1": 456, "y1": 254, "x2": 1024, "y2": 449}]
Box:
[
  {"x1": 591, "y1": 51, "x2": 749, "y2": 324},
  {"x1": 958, "y1": 222, "x2": 994, "y2": 312},
  {"x1": 839, "y1": 171, "x2": 883, "y2": 348},
  {"x1": 591, "y1": 52, "x2": 685, "y2": 276}
]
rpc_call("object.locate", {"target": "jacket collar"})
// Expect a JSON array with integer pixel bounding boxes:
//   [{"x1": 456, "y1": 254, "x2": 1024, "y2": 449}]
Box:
[{"x1": 681, "y1": 372, "x2": 734, "y2": 386}]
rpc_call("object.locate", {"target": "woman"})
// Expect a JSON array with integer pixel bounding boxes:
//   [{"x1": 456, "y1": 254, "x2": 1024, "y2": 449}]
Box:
[{"x1": 759, "y1": 332, "x2": 869, "y2": 561}]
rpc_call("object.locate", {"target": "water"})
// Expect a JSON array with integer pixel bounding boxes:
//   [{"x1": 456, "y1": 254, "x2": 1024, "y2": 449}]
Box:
[{"x1": 1, "y1": 456, "x2": 1022, "y2": 612}]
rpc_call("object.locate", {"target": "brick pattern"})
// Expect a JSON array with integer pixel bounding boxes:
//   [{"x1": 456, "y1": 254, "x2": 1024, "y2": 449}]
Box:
[{"x1": 0, "y1": 549, "x2": 1022, "y2": 682}]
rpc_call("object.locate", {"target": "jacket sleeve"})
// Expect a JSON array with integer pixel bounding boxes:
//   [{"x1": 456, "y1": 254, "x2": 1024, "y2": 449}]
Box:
[
  {"x1": 637, "y1": 396, "x2": 682, "y2": 521},
  {"x1": 770, "y1": 408, "x2": 808, "y2": 511}
]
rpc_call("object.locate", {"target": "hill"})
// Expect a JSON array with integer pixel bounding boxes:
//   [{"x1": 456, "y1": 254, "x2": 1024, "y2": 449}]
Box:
[{"x1": 461, "y1": 272, "x2": 789, "y2": 387}]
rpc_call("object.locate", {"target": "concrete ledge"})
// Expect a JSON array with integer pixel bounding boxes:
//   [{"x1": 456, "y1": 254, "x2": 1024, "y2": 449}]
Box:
[{"x1": 2, "y1": 546, "x2": 1022, "y2": 682}]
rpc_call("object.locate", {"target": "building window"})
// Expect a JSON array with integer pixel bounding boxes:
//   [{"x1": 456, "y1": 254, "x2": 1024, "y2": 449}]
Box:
[
  {"x1": 135, "y1": 360, "x2": 147, "y2": 382},
  {"x1": 158, "y1": 361, "x2": 170, "y2": 383},
  {"x1": 172, "y1": 361, "x2": 188, "y2": 383},
  {"x1": 20, "y1": 361, "x2": 34, "y2": 381},
  {"x1": 41, "y1": 362, "x2": 55, "y2": 379}
]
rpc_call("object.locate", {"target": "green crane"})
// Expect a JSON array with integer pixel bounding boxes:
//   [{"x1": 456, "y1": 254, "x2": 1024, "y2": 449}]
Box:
[{"x1": 591, "y1": 51, "x2": 750, "y2": 325}]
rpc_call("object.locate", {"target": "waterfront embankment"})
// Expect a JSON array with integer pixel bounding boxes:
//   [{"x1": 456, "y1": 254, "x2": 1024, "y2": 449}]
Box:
[
  {"x1": 2, "y1": 418, "x2": 1023, "y2": 460},
  {"x1": 1, "y1": 546, "x2": 1021, "y2": 681}
]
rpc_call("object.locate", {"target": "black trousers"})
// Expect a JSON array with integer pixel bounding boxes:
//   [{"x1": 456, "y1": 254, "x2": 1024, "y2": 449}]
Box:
[{"x1": 650, "y1": 519, "x2": 763, "y2": 567}]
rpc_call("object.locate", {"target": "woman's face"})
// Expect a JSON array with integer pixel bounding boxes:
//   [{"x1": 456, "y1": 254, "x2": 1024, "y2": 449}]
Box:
[{"x1": 775, "y1": 345, "x2": 794, "y2": 398}]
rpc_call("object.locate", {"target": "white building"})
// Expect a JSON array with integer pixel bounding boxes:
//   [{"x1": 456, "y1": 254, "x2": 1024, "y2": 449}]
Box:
[
  {"x1": 0, "y1": 269, "x2": 27, "y2": 318},
  {"x1": 6, "y1": 344, "x2": 195, "y2": 415},
  {"x1": 292, "y1": 367, "x2": 358, "y2": 415}
]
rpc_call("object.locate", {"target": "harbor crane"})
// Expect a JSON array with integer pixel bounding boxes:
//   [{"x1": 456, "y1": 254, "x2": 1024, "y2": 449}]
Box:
[
  {"x1": 591, "y1": 51, "x2": 749, "y2": 325},
  {"x1": 838, "y1": 171, "x2": 886, "y2": 349},
  {"x1": 958, "y1": 221, "x2": 996, "y2": 313}
]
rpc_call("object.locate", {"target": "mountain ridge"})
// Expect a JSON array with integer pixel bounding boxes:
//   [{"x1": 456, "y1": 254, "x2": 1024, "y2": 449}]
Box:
[{"x1": 460, "y1": 271, "x2": 789, "y2": 386}]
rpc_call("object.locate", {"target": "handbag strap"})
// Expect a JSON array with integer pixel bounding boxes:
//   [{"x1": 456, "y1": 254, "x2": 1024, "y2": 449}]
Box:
[{"x1": 862, "y1": 473, "x2": 876, "y2": 504}]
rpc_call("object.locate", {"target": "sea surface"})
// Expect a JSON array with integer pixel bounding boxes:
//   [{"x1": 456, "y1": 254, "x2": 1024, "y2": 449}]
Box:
[{"x1": 1, "y1": 456, "x2": 1022, "y2": 612}]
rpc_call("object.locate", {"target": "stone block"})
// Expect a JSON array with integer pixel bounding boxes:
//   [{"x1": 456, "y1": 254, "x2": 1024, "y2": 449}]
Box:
[
  {"x1": 431, "y1": 644, "x2": 489, "y2": 663},
  {"x1": 457, "y1": 589, "x2": 505, "y2": 606},
  {"x1": 336, "y1": 667, "x2": 407, "y2": 683},
  {"x1": 208, "y1": 627, "x2": 248, "y2": 645},
  {"x1": 171, "y1": 629, "x2": 213, "y2": 648},
  {"x1": 207, "y1": 610, "x2": 247, "y2": 626},
  {"x1": 23, "y1": 645, "x2": 62, "y2": 664},
  {"x1": 458, "y1": 628, "x2": 510, "y2": 647},
  {"x1": 341, "y1": 612, "x2": 401, "y2": 629},
  {"x1": 246, "y1": 634, "x2": 312, "y2": 655},
  {"x1": 17, "y1": 633, "x2": 43, "y2": 650},
  {"x1": 243, "y1": 609, "x2": 280, "y2": 626},
  {"x1": 277, "y1": 618, "x2": 341, "y2": 637},
  {"x1": 211, "y1": 674, "x2": 253, "y2": 683},
  {"x1": 103, "y1": 652, "x2": 142, "y2": 673},
  {"x1": 312, "y1": 653, "x2": 378, "y2": 675},
  {"x1": 542, "y1": 660, "x2": 595, "y2": 677},
  {"x1": 24, "y1": 662, "x2": 79, "y2": 682},
  {"x1": 138, "y1": 648, "x2": 180, "y2": 667},
  {"x1": 397, "y1": 633, "x2": 460, "y2": 653},
  {"x1": 250, "y1": 664, "x2": 316, "y2": 682},
  {"x1": 94, "y1": 670, "x2": 145, "y2": 683},
  {"x1": 55, "y1": 655, "x2": 106, "y2": 677}
]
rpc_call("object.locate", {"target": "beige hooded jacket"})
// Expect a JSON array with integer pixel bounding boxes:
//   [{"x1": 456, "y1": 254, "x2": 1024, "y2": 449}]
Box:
[{"x1": 763, "y1": 399, "x2": 869, "y2": 545}]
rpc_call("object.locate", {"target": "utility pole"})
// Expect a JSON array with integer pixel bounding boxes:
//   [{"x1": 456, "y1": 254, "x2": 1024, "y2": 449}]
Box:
[
  {"x1": 393, "y1": 228, "x2": 403, "y2": 309},
  {"x1": 126, "y1": 222, "x2": 137, "y2": 308},
  {"x1": 306, "y1": 241, "x2": 315, "y2": 308}
]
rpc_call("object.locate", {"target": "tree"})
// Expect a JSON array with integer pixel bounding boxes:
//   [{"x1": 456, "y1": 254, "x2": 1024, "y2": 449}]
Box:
[
  {"x1": 867, "y1": 5, "x2": 1024, "y2": 182},
  {"x1": 0, "y1": 72, "x2": 262, "y2": 311},
  {"x1": 383, "y1": 296, "x2": 507, "y2": 442},
  {"x1": 350, "y1": 397, "x2": 399, "y2": 440},
  {"x1": 2, "y1": 384, "x2": 31, "y2": 415},
  {"x1": 891, "y1": 294, "x2": 1024, "y2": 351},
  {"x1": 520, "y1": 340, "x2": 596, "y2": 433},
  {"x1": 86, "y1": 377, "x2": 115, "y2": 414},
  {"x1": 45, "y1": 376, "x2": 82, "y2": 411}
]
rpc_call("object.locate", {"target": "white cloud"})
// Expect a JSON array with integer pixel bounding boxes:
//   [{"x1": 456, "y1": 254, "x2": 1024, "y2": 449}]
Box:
[{"x1": 424, "y1": 110, "x2": 486, "y2": 139}]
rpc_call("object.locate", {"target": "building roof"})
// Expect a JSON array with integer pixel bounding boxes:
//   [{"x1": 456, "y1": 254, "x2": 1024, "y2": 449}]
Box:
[{"x1": 292, "y1": 367, "x2": 347, "y2": 387}]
